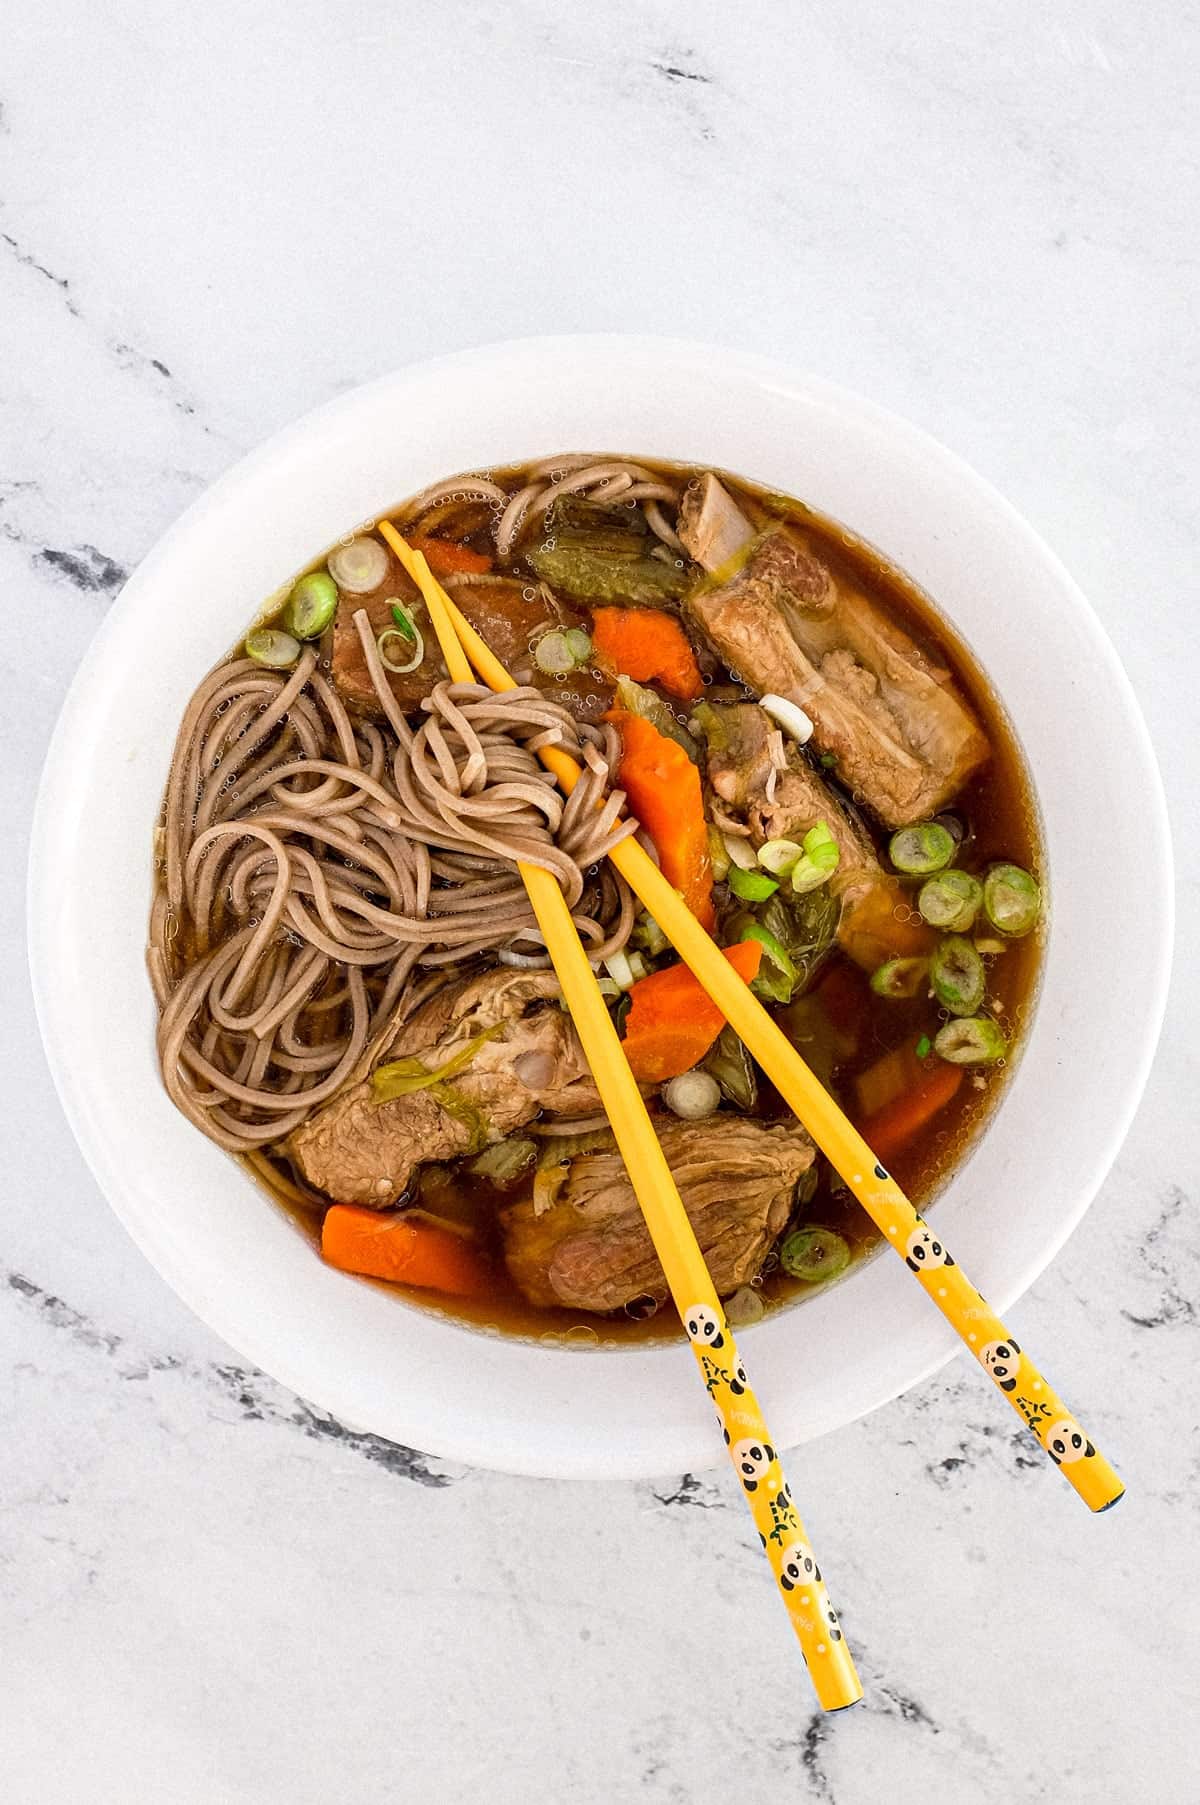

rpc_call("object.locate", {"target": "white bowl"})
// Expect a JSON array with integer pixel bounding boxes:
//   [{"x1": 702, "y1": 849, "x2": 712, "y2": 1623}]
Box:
[{"x1": 29, "y1": 336, "x2": 1172, "y2": 1479}]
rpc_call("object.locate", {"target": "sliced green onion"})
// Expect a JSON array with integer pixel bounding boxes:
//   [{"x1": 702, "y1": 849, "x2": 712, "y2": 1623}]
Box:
[
  {"x1": 757, "y1": 837, "x2": 803, "y2": 876},
  {"x1": 915, "y1": 1033, "x2": 932, "y2": 1060},
  {"x1": 790, "y1": 851, "x2": 839, "y2": 894},
  {"x1": 626, "y1": 951, "x2": 650, "y2": 982},
  {"x1": 389, "y1": 600, "x2": 417, "y2": 640},
  {"x1": 870, "y1": 956, "x2": 930, "y2": 999},
  {"x1": 889, "y1": 821, "x2": 956, "y2": 875},
  {"x1": 983, "y1": 863, "x2": 1041, "y2": 937},
  {"x1": 563, "y1": 626, "x2": 593, "y2": 663},
  {"x1": 631, "y1": 913, "x2": 669, "y2": 957},
  {"x1": 918, "y1": 869, "x2": 983, "y2": 932},
  {"x1": 245, "y1": 627, "x2": 301, "y2": 669},
  {"x1": 773, "y1": 821, "x2": 840, "y2": 895},
  {"x1": 533, "y1": 630, "x2": 575, "y2": 675},
  {"x1": 372, "y1": 1025, "x2": 502, "y2": 1101},
  {"x1": 662, "y1": 1070, "x2": 721, "y2": 1121},
  {"x1": 725, "y1": 1284, "x2": 766, "y2": 1326},
  {"x1": 819, "y1": 752, "x2": 838, "y2": 768},
  {"x1": 779, "y1": 1226, "x2": 851, "y2": 1284},
  {"x1": 973, "y1": 934, "x2": 1007, "y2": 956},
  {"x1": 930, "y1": 936, "x2": 986, "y2": 1016},
  {"x1": 328, "y1": 537, "x2": 389, "y2": 595},
  {"x1": 724, "y1": 832, "x2": 759, "y2": 871},
  {"x1": 377, "y1": 624, "x2": 425, "y2": 674},
  {"x1": 934, "y1": 1016, "x2": 1007, "y2": 1065},
  {"x1": 602, "y1": 948, "x2": 637, "y2": 991},
  {"x1": 707, "y1": 825, "x2": 731, "y2": 882},
  {"x1": 759, "y1": 692, "x2": 814, "y2": 745},
  {"x1": 283, "y1": 569, "x2": 339, "y2": 639},
  {"x1": 728, "y1": 867, "x2": 779, "y2": 901}
]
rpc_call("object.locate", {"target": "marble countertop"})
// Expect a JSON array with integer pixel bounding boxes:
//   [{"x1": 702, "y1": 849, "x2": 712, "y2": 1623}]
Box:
[{"x1": 3, "y1": 4, "x2": 1196, "y2": 1800}]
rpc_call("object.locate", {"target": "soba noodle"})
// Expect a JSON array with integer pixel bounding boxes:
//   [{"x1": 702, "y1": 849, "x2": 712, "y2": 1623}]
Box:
[{"x1": 150, "y1": 618, "x2": 635, "y2": 1153}]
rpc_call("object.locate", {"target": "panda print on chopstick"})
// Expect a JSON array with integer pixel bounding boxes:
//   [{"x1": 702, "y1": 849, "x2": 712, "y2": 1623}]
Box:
[
  {"x1": 778, "y1": 1539, "x2": 822, "y2": 1591},
  {"x1": 723, "y1": 1430, "x2": 775, "y2": 1493},
  {"x1": 1042, "y1": 1416, "x2": 1096, "y2": 1466},
  {"x1": 684, "y1": 1303, "x2": 725, "y2": 1350},
  {"x1": 979, "y1": 1337, "x2": 1022, "y2": 1392},
  {"x1": 904, "y1": 1220, "x2": 957, "y2": 1274}
]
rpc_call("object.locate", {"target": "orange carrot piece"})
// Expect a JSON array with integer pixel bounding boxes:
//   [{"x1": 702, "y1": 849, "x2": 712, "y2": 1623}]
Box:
[
  {"x1": 591, "y1": 607, "x2": 703, "y2": 702},
  {"x1": 615, "y1": 712, "x2": 715, "y2": 930},
  {"x1": 322, "y1": 1205, "x2": 492, "y2": 1297},
  {"x1": 406, "y1": 534, "x2": 492, "y2": 576},
  {"x1": 622, "y1": 941, "x2": 763, "y2": 1083},
  {"x1": 856, "y1": 1059, "x2": 963, "y2": 1166}
]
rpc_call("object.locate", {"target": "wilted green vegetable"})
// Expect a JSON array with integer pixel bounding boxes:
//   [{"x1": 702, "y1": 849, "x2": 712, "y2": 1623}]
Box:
[
  {"x1": 616, "y1": 675, "x2": 699, "y2": 759},
  {"x1": 983, "y1": 863, "x2": 1041, "y2": 937},
  {"x1": 870, "y1": 956, "x2": 930, "y2": 999},
  {"x1": 372, "y1": 1025, "x2": 502, "y2": 1101},
  {"x1": 889, "y1": 821, "x2": 956, "y2": 875},
  {"x1": 727, "y1": 887, "x2": 839, "y2": 1006},
  {"x1": 527, "y1": 506, "x2": 688, "y2": 605},
  {"x1": 930, "y1": 936, "x2": 986, "y2": 1016},
  {"x1": 740, "y1": 922, "x2": 800, "y2": 1004},
  {"x1": 467, "y1": 1137, "x2": 537, "y2": 1189},
  {"x1": 779, "y1": 1226, "x2": 851, "y2": 1284},
  {"x1": 934, "y1": 1016, "x2": 1007, "y2": 1065},
  {"x1": 702, "y1": 1026, "x2": 757, "y2": 1111},
  {"x1": 918, "y1": 869, "x2": 983, "y2": 932}
]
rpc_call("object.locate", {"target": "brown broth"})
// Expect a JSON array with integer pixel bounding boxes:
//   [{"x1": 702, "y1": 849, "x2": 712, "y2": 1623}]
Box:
[{"x1": 248, "y1": 455, "x2": 1043, "y2": 1347}]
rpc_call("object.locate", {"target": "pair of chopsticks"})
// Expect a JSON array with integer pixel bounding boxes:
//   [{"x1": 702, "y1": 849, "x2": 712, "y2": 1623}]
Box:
[
  {"x1": 382, "y1": 518, "x2": 1122, "y2": 1704},
  {"x1": 383, "y1": 523, "x2": 861, "y2": 1712}
]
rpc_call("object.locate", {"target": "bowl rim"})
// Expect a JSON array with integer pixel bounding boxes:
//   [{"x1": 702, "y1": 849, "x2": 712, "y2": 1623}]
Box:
[{"x1": 28, "y1": 334, "x2": 1174, "y2": 1478}]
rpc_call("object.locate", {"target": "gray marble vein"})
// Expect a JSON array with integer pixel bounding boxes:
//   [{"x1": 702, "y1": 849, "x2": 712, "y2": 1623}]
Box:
[{"x1": 2, "y1": 0, "x2": 1197, "y2": 1799}]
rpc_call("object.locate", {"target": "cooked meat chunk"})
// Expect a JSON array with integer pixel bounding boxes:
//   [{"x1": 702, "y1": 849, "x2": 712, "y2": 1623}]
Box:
[
  {"x1": 698, "y1": 700, "x2": 932, "y2": 971},
  {"x1": 332, "y1": 571, "x2": 612, "y2": 725},
  {"x1": 286, "y1": 971, "x2": 603, "y2": 1205},
  {"x1": 501, "y1": 1118, "x2": 814, "y2": 1313},
  {"x1": 699, "y1": 701, "x2": 881, "y2": 913},
  {"x1": 330, "y1": 556, "x2": 444, "y2": 716},
  {"x1": 679, "y1": 475, "x2": 989, "y2": 826}
]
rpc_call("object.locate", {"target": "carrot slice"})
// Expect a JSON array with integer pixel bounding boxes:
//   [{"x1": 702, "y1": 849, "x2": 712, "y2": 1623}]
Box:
[
  {"x1": 615, "y1": 712, "x2": 715, "y2": 930},
  {"x1": 622, "y1": 941, "x2": 762, "y2": 1083},
  {"x1": 591, "y1": 607, "x2": 703, "y2": 702},
  {"x1": 856, "y1": 1059, "x2": 963, "y2": 1166},
  {"x1": 406, "y1": 534, "x2": 492, "y2": 576},
  {"x1": 322, "y1": 1205, "x2": 492, "y2": 1297}
]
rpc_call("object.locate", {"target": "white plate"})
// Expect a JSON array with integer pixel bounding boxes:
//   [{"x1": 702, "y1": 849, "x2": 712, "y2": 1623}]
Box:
[{"x1": 28, "y1": 336, "x2": 1173, "y2": 1479}]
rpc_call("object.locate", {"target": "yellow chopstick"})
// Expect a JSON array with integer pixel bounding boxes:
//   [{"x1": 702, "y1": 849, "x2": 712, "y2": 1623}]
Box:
[
  {"x1": 398, "y1": 535, "x2": 1123, "y2": 1515},
  {"x1": 387, "y1": 526, "x2": 862, "y2": 1711}
]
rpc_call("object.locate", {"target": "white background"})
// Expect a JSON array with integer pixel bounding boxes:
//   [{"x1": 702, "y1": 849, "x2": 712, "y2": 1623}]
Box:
[{"x1": 2, "y1": 4, "x2": 1197, "y2": 1800}]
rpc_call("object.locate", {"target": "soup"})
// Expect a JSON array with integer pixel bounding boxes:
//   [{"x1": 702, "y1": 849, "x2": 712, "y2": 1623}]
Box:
[{"x1": 149, "y1": 455, "x2": 1042, "y2": 1344}]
